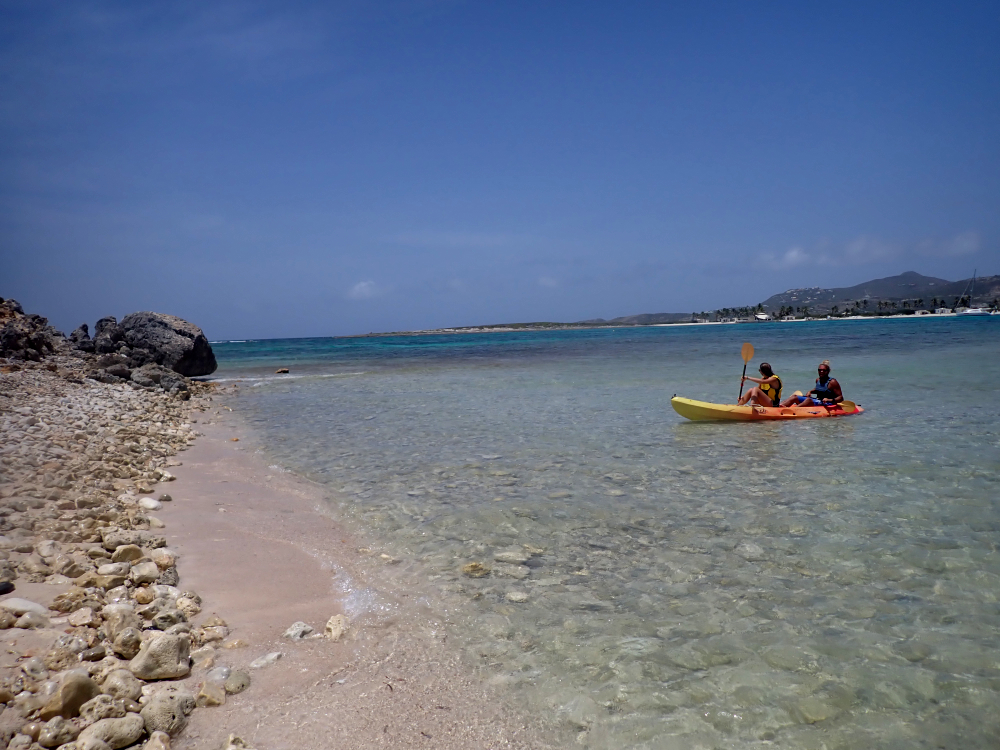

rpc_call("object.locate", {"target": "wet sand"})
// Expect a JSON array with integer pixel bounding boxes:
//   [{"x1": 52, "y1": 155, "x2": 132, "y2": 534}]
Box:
[{"x1": 165, "y1": 407, "x2": 558, "y2": 750}]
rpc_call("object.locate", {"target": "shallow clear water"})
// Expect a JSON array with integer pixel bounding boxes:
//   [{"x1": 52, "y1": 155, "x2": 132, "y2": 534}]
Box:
[{"x1": 215, "y1": 318, "x2": 1000, "y2": 749}]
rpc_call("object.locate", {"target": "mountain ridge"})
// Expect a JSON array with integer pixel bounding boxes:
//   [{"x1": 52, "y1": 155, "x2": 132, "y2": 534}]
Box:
[
  {"x1": 579, "y1": 271, "x2": 999, "y2": 325},
  {"x1": 448, "y1": 271, "x2": 999, "y2": 331}
]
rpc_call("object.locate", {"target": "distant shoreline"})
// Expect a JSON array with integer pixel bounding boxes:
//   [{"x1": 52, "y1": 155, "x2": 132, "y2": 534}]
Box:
[
  {"x1": 342, "y1": 310, "x2": 997, "y2": 339},
  {"x1": 208, "y1": 310, "x2": 996, "y2": 345}
]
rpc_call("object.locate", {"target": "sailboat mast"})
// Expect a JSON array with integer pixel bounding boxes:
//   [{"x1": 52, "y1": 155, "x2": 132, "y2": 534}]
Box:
[{"x1": 959, "y1": 270, "x2": 976, "y2": 308}]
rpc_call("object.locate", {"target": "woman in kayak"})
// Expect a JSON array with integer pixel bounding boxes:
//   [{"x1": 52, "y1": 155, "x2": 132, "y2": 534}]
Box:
[
  {"x1": 781, "y1": 360, "x2": 844, "y2": 407},
  {"x1": 738, "y1": 363, "x2": 782, "y2": 407}
]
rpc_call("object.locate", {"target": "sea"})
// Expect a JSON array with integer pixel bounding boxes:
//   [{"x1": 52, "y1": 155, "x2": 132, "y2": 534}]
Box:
[{"x1": 211, "y1": 317, "x2": 1000, "y2": 749}]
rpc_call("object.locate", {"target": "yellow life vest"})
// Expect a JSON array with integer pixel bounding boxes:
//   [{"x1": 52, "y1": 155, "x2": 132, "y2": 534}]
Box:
[{"x1": 760, "y1": 375, "x2": 782, "y2": 404}]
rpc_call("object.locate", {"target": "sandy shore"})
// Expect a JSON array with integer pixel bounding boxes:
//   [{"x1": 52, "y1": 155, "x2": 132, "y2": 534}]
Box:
[
  {"x1": 153, "y1": 406, "x2": 558, "y2": 750},
  {"x1": 0, "y1": 351, "x2": 557, "y2": 750}
]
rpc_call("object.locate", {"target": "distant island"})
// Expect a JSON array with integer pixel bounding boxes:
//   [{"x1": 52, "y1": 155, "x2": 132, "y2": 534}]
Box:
[{"x1": 399, "y1": 271, "x2": 997, "y2": 335}]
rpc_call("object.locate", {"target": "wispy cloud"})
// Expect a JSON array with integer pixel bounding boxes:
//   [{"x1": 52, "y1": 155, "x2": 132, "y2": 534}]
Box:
[
  {"x1": 386, "y1": 231, "x2": 521, "y2": 250},
  {"x1": 347, "y1": 280, "x2": 379, "y2": 300},
  {"x1": 916, "y1": 230, "x2": 981, "y2": 258},
  {"x1": 765, "y1": 230, "x2": 981, "y2": 268},
  {"x1": 782, "y1": 247, "x2": 809, "y2": 267},
  {"x1": 844, "y1": 235, "x2": 896, "y2": 262},
  {"x1": 537, "y1": 276, "x2": 559, "y2": 288}
]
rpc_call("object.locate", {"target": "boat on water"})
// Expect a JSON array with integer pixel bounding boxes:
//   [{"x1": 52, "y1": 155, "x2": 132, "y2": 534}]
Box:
[
  {"x1": 956, "y1": 269, "x2": 995, "y2": 315},
  {"x1": 671, "y1": 396, "x2": 863, "y2": 422}
]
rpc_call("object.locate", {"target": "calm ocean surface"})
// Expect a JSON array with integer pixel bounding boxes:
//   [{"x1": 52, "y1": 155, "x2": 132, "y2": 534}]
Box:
[{"x1": 213, "y1": 318, "x2": 1000, "y2": 749}]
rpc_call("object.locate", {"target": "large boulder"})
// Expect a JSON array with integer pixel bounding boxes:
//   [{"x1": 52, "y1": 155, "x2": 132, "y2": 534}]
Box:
[
  {"x1": 93, "y1": 316, "x2": 126, "y2": 354},
  {"x1": 69, "y1": 323, "x2": 96, "y2": 353},
  {"x1": 0, "y1": 300, "x2": 66, "y2": 361},
  {"x1": 120, "y1": 312, "x2": 216, "y2": 376}
]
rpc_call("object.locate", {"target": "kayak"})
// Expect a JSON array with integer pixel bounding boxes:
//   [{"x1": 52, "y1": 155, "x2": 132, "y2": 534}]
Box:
[{"x1": 671, "y1": 396, "x2": 864, "y2": 422}]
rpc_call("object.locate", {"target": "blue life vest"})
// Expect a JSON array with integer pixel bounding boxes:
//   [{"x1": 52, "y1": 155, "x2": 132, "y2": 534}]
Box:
[{"x1": 813, "y1": 377, "x2": 837, "y2": 401}]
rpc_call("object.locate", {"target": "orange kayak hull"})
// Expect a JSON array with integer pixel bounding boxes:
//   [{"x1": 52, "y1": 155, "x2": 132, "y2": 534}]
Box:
[{"x1": 671, "y1": 396, "x2": 864, "y2": 422}]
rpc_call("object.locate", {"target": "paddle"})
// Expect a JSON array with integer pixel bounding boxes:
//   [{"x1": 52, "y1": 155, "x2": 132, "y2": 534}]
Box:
[{"x1": 737, "y1": 342, "x2": 754, "y2": 402}]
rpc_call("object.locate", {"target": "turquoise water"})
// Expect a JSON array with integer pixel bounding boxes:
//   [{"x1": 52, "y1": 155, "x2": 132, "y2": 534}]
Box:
[{"x1": 215, "y1": 318, "x2": 1000, "y2": 749}]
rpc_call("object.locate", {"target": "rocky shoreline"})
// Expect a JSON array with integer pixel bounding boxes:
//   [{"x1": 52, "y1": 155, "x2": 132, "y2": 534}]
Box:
[
  {"x1": 1, "y1": 299, "x2": 558, "y2": 750},
  {"x1": 0, "y1": 299, "x2": 255, "y2": 750}
]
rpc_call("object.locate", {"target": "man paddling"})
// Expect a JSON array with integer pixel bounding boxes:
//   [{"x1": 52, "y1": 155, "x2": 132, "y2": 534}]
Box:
[{"x1": 781, "y1": 360, "x2": 843, "y2": 407}]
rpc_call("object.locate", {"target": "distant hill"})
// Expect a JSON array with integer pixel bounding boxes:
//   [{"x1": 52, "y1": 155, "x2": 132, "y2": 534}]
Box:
[
  {"x1": 576, "y1": 312, "x2": 692, "y2": 326},
  {"x1": 575, "y1": 272, "x2": 999, "y2": 326},
  {"x1": 759, "y1": 271, "x2": 1000, "y2": 315},
  {"x1": 442, "y1": 271, "x2": 998, "y2": 333}
]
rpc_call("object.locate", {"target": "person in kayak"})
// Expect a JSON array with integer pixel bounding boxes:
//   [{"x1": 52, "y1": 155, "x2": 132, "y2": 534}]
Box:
[
  {"x1": 781, "y1": 360, "x2": 844, "y2": 407},
  {"x1": 738, "y1": 363, "x2": 782, "y2": 407}
]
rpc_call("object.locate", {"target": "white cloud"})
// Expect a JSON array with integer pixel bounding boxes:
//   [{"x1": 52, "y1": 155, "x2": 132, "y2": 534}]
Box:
[
  {"x1": 782, "y1": 247, "x2": 809, "y2": 266},
  {"x1": 844, "y1": 235, "x2": 896, "y2": 262},
  {"x1": 938, "y1": 230, "x2": 981, "y2": 257},
  {"x1": 347, "y1": 280, "x2": 378, "y2": 300},
  {"x1": 388, "y1": 231, "x2": 513, "y2": 249},
  {"x1": 764, "y1": 229, "x2": 982, "y2": 273}
]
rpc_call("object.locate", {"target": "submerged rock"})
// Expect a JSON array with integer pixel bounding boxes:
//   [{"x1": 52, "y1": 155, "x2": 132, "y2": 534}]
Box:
[{"x1": 462, "y1": 562, "x2": 491, "y2": 578}]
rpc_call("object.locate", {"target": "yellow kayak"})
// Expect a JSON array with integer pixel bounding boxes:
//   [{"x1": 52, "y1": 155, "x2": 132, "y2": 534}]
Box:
[{"x1": 671, "y1": 396, "x2": 863, "y2": 422}]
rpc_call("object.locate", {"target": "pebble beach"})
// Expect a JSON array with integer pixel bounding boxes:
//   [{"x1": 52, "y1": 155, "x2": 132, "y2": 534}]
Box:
[{"x1": 0, "y1": 300, "x2": 554, "y2": 750}]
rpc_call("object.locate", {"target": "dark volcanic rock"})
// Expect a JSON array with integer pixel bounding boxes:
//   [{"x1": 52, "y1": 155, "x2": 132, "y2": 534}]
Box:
[
  {"x1": 104, "y1": 363, "x2": 132, "y2": 380},
  {"x1": 94, "y1": 316, "x2": 119, "y2": 339},
  {"x1": 93, "y1": 316, "x2": 125, "y2": 354},
  {"x1": 120, "y1": 312, "x2": 216, "y2": 376},
  {"x1": 69, "y1": 323, "x2": 90, "y2": 343},
  {"x1": 69, "y1": 323, "x2": 96, "y2": 353},
  {"x1": 0, "y1": 299, "x2": 66, "y2": 361},
  {"x1": 131, "y1": 363, "x2": 189, "y2": 394}
]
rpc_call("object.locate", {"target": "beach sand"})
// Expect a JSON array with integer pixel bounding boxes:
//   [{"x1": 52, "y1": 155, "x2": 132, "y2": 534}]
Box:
[{"x1": 166, "y1": 407, "x2": 557, "y2": 750}]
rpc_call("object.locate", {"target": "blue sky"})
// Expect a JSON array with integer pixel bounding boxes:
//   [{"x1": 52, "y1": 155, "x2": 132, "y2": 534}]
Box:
[{"x1": 2, "y1": 1, "x2": 998, "y2": 338}]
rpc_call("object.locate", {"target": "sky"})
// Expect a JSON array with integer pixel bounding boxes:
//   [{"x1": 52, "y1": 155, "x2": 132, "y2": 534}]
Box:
[{"x1": 1, "y1": 1, "x2": 998, "y2": 339}]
